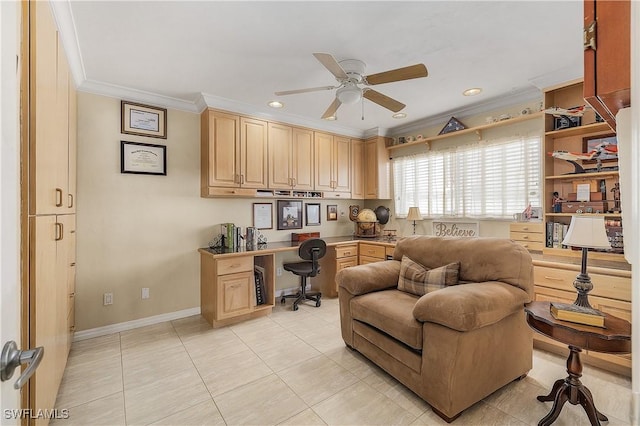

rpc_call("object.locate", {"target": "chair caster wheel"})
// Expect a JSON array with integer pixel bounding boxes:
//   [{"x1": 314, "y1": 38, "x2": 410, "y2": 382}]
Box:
[
  {"x1": 293, "y1": 304, "x2": 299, "y2": 311},
  {"x1": 316, "y1": 300, "x2": 321, "y2": 307},
  {"x1": 280, "y1": 297, "x2": 285, "y2": 304}
]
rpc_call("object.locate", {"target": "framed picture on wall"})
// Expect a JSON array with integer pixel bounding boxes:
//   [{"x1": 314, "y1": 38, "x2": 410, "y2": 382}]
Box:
[
  {"x1": 252, "y1": 203, "x2": 273, "y2": 229},
  {"x1": 120, "y1": 141, "x2": 166, "y2": 175},
  {"x1": 305, "y1": 203, "x2": 321, "y2": 226},
  {"x1": 121, "y1": 100, "x2": 167, "y2": 139},
  {"x1": 327, "y1": 205, "x2": 338, "y2": 221},
  {"x1": 277, "y1": 200, "x2": 303, "y2": 230}
]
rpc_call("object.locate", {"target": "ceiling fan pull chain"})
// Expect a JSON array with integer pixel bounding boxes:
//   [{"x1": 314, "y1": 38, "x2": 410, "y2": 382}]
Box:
[{"x1": 361, "y1": 97, "x2": 365, "y2": 120}]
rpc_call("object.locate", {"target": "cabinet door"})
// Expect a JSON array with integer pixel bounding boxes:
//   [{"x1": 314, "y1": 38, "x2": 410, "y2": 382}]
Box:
[
  {"x1": 314, "y1": 132, "x2": 334, "y2": 190},
  {"x1": 30, "y1": 215, "x2": 66, "y2": 417},
  {"x1": 67, "y1": 76, "x2": 77, "y2": 212},
  {"x1": 291, "y1": 127, "x2": 314, "y2": 190},
  {"x1": 583, "y1": 0, "x2": 630, "y2": 129},
  {"x1": 204, "y1": 111, "x2": 240, "y2": 188},
  {"x1": 216, "y1": 271, "x2": 254, "y2": 319},
  {"x1": 364, "y1": 139, "x2": 378, "y2": 198},
  {"x1": 351, "y1": 139, "x2": 364, "y2": 199},
  {"x1": 240, "y1": 117, "x2": 268, "y2": 188},
  {"x1": 30, "y1": 1, "x2": 66, "y2": 215},
  {"x1": 333, "y1": 136, "x2": 351, "y2": 192},
  {"x1": 587, "y1": 296, "x2": 631, "y2": 369},
  {"x1": 268, "y1": 123, "x2": 293, "y2": 189}
]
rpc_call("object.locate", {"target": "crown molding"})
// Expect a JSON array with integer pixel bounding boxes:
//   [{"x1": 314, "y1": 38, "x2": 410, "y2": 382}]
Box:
[
  {"x1": 49, "y1": 1, "x2": 85, "y2": 88},
  {"x1": 79, "y1": 80, "x2": 200, "y2": 113},
  {"x1": 389, "y1": 86, "x2": 542, "y2": 136},
  {"x1": 198, "y1": 93, "x2": 365, "y2": 138}
]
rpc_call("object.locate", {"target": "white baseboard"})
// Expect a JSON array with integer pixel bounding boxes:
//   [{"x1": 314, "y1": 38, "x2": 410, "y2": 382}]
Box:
[
  {"x1": 631, "y1": 391, "x2": 640, "y2": 426},
  {"x1": 73, "y1": 307, "x2": 201, "y2": 342}
]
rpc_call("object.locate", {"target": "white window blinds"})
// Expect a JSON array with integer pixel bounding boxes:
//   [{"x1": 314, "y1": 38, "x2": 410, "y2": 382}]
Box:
[{"x1": 393, "y1": 134, "x2": 541, "y2": 219}]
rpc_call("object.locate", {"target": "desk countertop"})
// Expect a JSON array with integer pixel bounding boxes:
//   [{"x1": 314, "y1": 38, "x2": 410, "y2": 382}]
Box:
[{"x1": 199, "y1": 236, "x2": 397, "y2": 258}]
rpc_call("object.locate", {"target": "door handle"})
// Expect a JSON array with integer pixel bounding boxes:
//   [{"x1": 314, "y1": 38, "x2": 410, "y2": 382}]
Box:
[{"x1": 1, "y1": 341, "x2": 44, "y2": 390}]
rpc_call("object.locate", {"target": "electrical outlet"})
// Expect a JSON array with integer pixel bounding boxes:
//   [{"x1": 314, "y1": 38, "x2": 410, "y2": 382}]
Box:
[
  {"x1": 276, "y1": 267, "x2": 283, "y2": 276},
  {"x1": 103, "y1": 292, "x2": 113, "y2": 306},
  {"x1": 142, "y1": 288, "x2": 150, "y2": 299}
]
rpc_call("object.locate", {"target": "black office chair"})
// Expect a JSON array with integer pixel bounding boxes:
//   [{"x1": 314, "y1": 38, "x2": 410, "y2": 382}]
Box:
[{"x1": 280, "y1": 238, "x2": 326, "y2": 311}]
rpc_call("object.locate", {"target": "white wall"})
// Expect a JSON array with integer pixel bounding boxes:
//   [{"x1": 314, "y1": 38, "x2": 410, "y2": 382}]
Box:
[{"x1": 75, "y1": 92, "x2": 356, "y2": 330}]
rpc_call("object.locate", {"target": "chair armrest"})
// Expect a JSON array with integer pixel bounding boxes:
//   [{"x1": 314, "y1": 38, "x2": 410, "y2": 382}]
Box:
[
  {"x1": 412, "y1": 281, "x2": 530, "y2": 332},
  {"x1": 336, "y1": 260, "x2": 401, "y2": 296}
]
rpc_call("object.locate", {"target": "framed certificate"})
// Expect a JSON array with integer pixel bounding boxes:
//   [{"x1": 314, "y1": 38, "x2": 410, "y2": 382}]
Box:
[
  {"x1": 121, "y1": 141, "x2": 167, "y2": 175},
  {"x1": 121, "y1": 101, "x2": 167, "y2": 139},
  {"x1": 253, "y1": 203, "x2": 273, "y2": 229}
]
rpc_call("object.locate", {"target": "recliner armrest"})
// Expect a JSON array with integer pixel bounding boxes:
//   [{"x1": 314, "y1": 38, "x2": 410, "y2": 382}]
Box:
[
  {"x1": 336, "y1": 260, "x2": 401, "y2": 296},
  {"x1": 412, "y1": 281, "x2": 530, "y2": 332}
]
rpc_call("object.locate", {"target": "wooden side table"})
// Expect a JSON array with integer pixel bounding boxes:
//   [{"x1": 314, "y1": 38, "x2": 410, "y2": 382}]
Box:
[{"x1": 524, "y1": 301, "x2": 631, "y2": 426}]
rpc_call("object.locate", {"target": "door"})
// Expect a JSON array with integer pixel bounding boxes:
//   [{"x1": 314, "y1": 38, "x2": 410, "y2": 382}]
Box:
[
  {"x1": 291, "y1": 127, "x2": 314, "y2": 190},
  {"x1": 1, "y1": 0, "x2": 23, "y2": 418},
  {"x1": 240, "y1": 117, "x2": 268, "y2": 189},
  {"x1": 268, "y1": 122, "x2": 293, "y2": 189}
]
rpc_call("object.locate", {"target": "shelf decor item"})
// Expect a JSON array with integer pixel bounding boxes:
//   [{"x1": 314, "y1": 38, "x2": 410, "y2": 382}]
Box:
[
  {"x1": 438, "y1": 117, "x2": 466, "y2": 135},
  {"x1": 553, "y1": 215, "x2": 611, "y2": 323},
  {"x1": 277, "y1": 200, "x2": 303, "y2": 230},
  {"x1": 121, "y1": 101, "x2": 167, "y2": 139},
  {"x1": 120, "y1": 141, "x2": 166, "y2": 175}
]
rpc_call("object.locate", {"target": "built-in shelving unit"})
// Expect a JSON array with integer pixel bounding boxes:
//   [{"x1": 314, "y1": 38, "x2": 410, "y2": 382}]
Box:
[{"x1": 387, "y1": 111, "x2": 543, "y2": 152}]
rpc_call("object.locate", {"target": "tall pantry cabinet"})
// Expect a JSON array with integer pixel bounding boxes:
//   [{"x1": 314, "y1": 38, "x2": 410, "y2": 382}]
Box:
[{"x1": 24, "y1": 1, "x2": 77, "y2": 421}]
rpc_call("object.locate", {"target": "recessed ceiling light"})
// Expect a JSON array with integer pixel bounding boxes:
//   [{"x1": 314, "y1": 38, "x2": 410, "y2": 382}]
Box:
[
  {"x1": 268, "y1": 100, "x2": 284, "y2": 108},
  {"x1": 323, "y1": 115, "x2": 337, "y2": 121},
  {"x1": 463, "y1": 88, "x2": 482, "y2": 96},
  {"x1": 392, "y1": 113, "x2": 407, "y2": 119}
]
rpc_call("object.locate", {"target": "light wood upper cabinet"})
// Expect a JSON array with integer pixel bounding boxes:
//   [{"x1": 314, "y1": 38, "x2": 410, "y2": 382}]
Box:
[
  {"x1": 67, "y1": 75, "x2": 77, "y2": 212},
  {"x1": 364, "y1": 136, "x2": 391, "y2": 199},
  {"x1": 351, "y1": 139, "x2": 364, "y2": 199},
  {"x1": 201, "y1": 110, "x2": 268, "y2": 194},
  {"x1": 292, "y1": 127, "x2": 314, "y2": 190},
  {"x1": 240, "y1": 117, "x2": 268, "y2": 189},
  {"x1": 314, "y1": 132, "x2": 351, "y2": 193},
  {"x1": 30, "y1": 1, "x2": 72, "y2": 215},
  {"x1": 268, "y1": 124, "x2": 314, "y2": 190}
]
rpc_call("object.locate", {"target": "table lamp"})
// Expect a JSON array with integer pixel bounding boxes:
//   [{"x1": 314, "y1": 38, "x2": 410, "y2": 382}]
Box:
[
  {"x1": 406, "y1": 207, "x2": 423, "y2": 235},
  {"x1": 560, "y1": 215, "x2": 611, "y2": 312}
]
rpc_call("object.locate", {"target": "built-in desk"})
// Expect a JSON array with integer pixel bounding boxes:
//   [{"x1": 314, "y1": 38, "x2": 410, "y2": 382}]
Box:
[{"x1": 198, "y1": 236, "x2": 395, "y2": 327}]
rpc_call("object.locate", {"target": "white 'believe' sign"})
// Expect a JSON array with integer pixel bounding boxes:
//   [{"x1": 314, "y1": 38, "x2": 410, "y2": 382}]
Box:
[{"x1": 432, "y1": 221, "x2": 478, "y2": 237}]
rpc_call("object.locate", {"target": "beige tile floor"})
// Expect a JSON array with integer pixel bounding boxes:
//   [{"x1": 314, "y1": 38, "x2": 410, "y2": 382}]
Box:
[{"x1": 52, "y1": 298, "x2": 632, "y2": 426}]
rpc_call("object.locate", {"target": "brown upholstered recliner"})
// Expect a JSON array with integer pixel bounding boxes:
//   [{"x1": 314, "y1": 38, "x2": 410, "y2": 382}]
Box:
[{"x1": 337, "y1": 236, "x2": 534, "y2": 422}]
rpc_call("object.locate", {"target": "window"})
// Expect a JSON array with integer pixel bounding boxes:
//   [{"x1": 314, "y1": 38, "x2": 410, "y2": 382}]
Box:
[{"x1": 393, "y1": 134, "x2": 541, "y2": 219}]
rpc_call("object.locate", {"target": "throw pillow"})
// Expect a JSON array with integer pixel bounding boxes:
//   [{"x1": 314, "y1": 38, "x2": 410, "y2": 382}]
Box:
[{"x1": 397, "y1": 255, "x2": 460, "y2": 297}]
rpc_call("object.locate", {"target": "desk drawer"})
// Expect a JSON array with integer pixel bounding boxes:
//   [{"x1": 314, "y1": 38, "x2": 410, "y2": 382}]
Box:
[
  {"x1": 216, "y1": 256, "x2": 253, "y2": 275},
  {"x1": 511, "y1": 232, "x2": 545, "y2": 243},
  {"x1": 359, "y1": 243, "x2": 385, "y2": 260},
  {"x1": 534, "y1": 266, "x2": 630, "y2": 301},
  {"x1": 337, "y1": 257, "x2": 358, "y2": 271},
  {"x1": 510, "y1": 223, "x2": 544, "y2": 234},
  {"x1": 515, "y1": 241, "x2": 545, "y2": 251},
  {"x1": 336, "y1": 243, "x2": 358, "y2": 259}
]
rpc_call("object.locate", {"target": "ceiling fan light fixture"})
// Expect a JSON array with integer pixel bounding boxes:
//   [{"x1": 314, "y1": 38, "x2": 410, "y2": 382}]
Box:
[
  {"x1": 463, "y1": 87, "x2": 482, "y2": 96},
  {"x1": 392, "y1": 112, "x2": 407, "y2": 119},
  {"x1": 268, "y1": 100, "x2": 284, "y2": 108},
  {"x1": 336, "y1": 85, "x2": 361, "y2": 105}
]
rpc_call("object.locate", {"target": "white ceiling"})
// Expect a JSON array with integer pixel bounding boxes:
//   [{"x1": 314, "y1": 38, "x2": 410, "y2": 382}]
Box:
[{"x1": 56, "y1": 1, "x2": 584, "y2": 137}]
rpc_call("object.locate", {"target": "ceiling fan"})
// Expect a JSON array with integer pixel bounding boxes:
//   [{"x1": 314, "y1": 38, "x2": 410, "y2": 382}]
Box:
[{"x1": 275, "y1": 53, "x2": 428, "y2": 119}]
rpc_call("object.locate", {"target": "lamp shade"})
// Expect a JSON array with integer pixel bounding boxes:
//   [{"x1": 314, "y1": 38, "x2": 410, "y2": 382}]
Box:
[
  {"x1": 406, "y1": 207, "x2": 423, "y2": 221},
  {"x1": 561, "y1": 215, "x2": 611, "y2": 249}
]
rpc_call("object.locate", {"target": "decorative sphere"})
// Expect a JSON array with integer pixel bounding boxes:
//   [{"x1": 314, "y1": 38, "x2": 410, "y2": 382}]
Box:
[{"x1": 357, "y1": 208, "x2": 377, "y2": 230}]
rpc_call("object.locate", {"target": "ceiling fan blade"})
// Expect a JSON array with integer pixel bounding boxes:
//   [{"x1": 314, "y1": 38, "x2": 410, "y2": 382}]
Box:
[
  {"x1": 313, "y1": 53, "x2": 348, "y2": 80},
  {"x1": 363, "y1": 89, "x2": 405, "y2": 112},
  {"x1": 275, "y1": 85, "x2": 336, "y2": 96},
  {"x1": 365, "y1": 64, "x2": 428, "y2": 85},
  {"x1": 321, "y1": 98, "x2": 342, "y2": 119}
]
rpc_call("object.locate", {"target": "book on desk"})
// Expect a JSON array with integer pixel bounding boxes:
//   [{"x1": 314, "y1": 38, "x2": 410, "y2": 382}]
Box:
[
  {"x1": 550, "y1": 302, "x2": 605, "y2": 328},
  {"x1": 254, "y1": 265, "x2": 266, "y2": 305}
]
